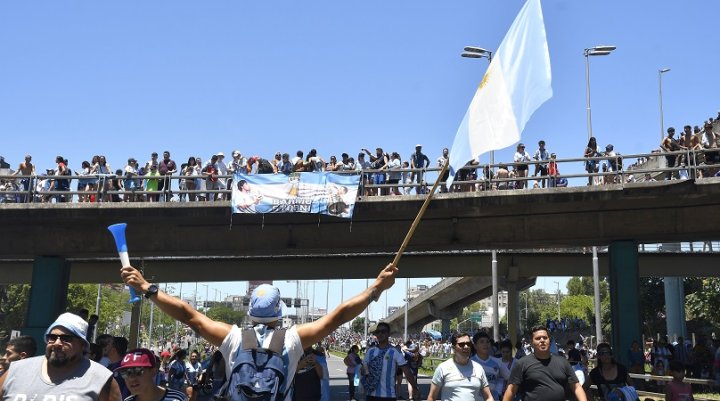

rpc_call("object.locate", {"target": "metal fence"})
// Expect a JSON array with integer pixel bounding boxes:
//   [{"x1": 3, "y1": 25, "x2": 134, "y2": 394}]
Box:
[{"x1": 0, "y1": 148, "x2": 718, "y2": 204}]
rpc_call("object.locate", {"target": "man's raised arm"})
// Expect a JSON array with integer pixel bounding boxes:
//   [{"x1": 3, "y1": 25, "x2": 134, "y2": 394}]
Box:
[
  {"x1": 296, "y1": 263, "x2": 398, "y2": 349},
  {"x1": 121, "y1": 266, "x2": 232, "y2": 346}
]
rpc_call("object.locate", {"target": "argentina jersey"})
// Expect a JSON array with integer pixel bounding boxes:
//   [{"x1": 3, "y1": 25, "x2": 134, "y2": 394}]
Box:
[
  {"x1": 471, "y1": 355, "x2": 511, "y2": 400},
  {"x1": 364, "y1": 346, "x2": 407, "y2": 398}
]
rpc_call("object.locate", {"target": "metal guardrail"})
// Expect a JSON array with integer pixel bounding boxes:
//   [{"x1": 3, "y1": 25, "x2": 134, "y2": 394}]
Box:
[{"x1": 0, "y1": 148, "x2": 718, "y2": 204}]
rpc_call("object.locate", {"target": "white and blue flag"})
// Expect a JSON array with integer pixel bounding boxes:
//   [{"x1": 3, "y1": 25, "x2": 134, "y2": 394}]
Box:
[{"x1": 448, "y1": 0, "x2": 552, "y2": 187}]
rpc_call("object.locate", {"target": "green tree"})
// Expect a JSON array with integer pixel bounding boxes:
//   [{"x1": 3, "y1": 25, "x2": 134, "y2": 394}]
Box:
[
  {"x1": 206, "y1": 304, "x2": 245, "y2": 325},
  {"x1": 559, "y1": 295, "x2": 593, "y2": 323},
  {"x1": 686, "y1": 278, "x2": 720, "y2": 326},
  {"x1": 351, "y1": 317, "x2": 365, "y2": 333},
  {"x1": 0, "y1": 284, "x2": 31, "y2": 338}
]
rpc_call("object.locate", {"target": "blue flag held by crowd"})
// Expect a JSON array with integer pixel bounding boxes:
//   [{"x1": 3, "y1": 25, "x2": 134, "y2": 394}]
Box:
[{"x1": 231, "y1": 172, "x2": 360, "y2": 218}]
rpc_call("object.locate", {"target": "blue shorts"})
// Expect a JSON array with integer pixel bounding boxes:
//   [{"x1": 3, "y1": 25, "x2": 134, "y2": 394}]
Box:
[{"x1": 373, "y1": 173, "x2": 386, "y2": 185}]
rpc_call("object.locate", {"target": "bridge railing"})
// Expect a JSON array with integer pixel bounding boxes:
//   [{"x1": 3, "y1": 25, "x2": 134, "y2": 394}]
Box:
[{"x1": 0, "y1": 148, "x2": 718, "y2": 204}]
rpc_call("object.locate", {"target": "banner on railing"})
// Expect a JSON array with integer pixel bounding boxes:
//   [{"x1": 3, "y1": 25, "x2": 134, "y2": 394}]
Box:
[{"x1": 231, "y1": 172, "x2": 360, "y2": 218}]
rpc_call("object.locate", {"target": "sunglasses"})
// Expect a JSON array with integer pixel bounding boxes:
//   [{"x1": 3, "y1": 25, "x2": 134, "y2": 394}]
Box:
[
  {"x1": 119, "y1": 368, "x2": 146, "y2": 378},
  {"x1": 46, "y1": 333, "x2": 76, "y2": 344},
  {"x1": 455, "y1": 342, "x2": 473, "y2": 348},
  {"x1": 597, "y1": 351, "x2": 613, "y2": 356}
]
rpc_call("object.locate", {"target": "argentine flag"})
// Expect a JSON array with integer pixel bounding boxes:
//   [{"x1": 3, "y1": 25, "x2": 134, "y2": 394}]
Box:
[{"x1": 447, "y1": 0, "x2": 552, "y2": 187}]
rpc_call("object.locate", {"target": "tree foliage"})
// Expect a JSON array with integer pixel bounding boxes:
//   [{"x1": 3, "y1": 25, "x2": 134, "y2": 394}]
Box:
[
  {"x1": 686, "y1": 278, "x2": 720, "y2": 327},
  {"x1": 351, "y1": 317, "x2": 366, "y2": 334},
  {"x1": 206, "y1": 304, "x2": 245, "y2": 326}
]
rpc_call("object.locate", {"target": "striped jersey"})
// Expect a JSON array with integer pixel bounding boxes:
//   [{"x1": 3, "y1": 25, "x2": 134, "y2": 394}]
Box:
[
  {"x1": 471, "y1": 355, "x2": 511, "y2": 400},
  {"x1": 363, "y1": 345, "x2": 407, "y2": 398}
]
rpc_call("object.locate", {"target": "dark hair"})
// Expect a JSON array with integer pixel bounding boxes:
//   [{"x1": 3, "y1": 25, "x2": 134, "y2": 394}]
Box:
[
  {"x1": 596, "y1": 342, "x2": 616, "y2": 368},
  {"x1": 237, "y1": 179, "x2": 248, "y2": 191},
  {"x1": 472, "y1": 331, "x2": 490, "y2": 344},
  {"x1": 375, "y1": 322, "x2": 390, "y2": 333},
  {"x1": 89, "y1": 343, "x2": 104, "y2": 362},
  {"x1": 348, "y1": 345, "x2": 359, "y2": 354},
  {"x1": 451, "y1": 331, "x2": 471, "y2": 346},
  {"x1": 7, "y1": 335, "x2": 37, "y2": 357},
  {"x1": 530, "y1": 325, "x2": 549, "y2": 336},
  {"x1": 113, "y1": 336, "x2": 129, "y2": 355}
]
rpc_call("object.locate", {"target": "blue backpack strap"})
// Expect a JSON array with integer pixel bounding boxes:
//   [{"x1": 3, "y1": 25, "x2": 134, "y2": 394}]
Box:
[
  {"x1": 267, "y1": 328, "x2": 286, "y2": 355},
  {"x1": 242, "y1": 328, "x2": 258, "y2": 351}
]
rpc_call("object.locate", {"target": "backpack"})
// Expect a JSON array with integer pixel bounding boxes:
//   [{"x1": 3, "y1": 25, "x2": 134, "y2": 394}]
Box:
[
  {"x1": 222, "y1": 328, "x2": 288, "y2": 401},
  {"x1": 257, "y1": 159, "x2": 274, "y2": 174}
]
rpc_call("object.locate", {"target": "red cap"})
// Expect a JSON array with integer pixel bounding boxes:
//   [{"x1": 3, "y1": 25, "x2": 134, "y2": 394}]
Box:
[{"x1": 115, "y1": 348, "x2": 158, "y2": 371}]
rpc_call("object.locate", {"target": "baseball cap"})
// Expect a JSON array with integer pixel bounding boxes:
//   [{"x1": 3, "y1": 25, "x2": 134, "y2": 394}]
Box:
[
  {"x1": 415, "y1": 144, "x2": 422, "y2": 148},
  {"x1": 115, "y1": 348, "x2": 158, "y2": 371},
  {"x1": 249, "y1": 284, "x2": 286, "y2": 323},
  {"x1": 216, "y1": 152, "x2": 225, "y2": 157},
  {"x1": 45, "y1": 312, "x2": 90, "y2": 351}
]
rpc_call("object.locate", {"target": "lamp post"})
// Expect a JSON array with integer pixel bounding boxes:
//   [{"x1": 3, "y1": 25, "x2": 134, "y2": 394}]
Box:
[
  {"x1": 584, "y1": 45, "x2": 616, "y2": 140},
  {"x1": 585, "y1": 45, "x2": 615, "y2": 345},
  {"x1": 461, "y1": 46, "x2": 494, "y2": 166},
  {"x1": 553, "y1": 281, "x2": 560, "y2": 320},
  {"x1": 201, "y1": 284, "x2": 208, "y2": 315},
  {"x1": 659, "y1": 68, "x2": 671, "y2": 141}
]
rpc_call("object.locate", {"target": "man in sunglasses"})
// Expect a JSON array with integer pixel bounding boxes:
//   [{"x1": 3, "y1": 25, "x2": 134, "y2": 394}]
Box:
[
  {"x1": 0, "y1": 312, "x2": 121, "y2": 401},
  {"x1": 361, "y1": 322, "x2": 420, "y2": 401},
  {"x1": 427, "y1": 332, "x2": 493, "y2": 401},
  {"x1": 115, "y1": 348, "x2": 186, "y2": 401}
]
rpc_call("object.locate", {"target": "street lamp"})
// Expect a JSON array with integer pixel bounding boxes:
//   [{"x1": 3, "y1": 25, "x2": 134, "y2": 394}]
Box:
[
  {"x1": 461, "y1": 45, "x2": 495, "y2": 166},
  {"x1": 584, "y1": 44, "x2": 615, "y2": 346},
  {"x1": 659, "y1": 68, "x2": 671, "y2": 141},
  {"x1": 553, "y1": 281, "x2": 560, "y2": 320},
  {"x1": 584, "y1": 45, "x2": 616, "y2": 139}
]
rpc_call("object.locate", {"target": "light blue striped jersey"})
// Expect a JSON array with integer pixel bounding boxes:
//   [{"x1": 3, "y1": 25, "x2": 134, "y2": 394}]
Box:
[
  {"x1": 363, "y1": 345, "x2": 407, "y2": 398},
  {"x1": 471, "y1": 355, "x2": 511, "y2": 400}
]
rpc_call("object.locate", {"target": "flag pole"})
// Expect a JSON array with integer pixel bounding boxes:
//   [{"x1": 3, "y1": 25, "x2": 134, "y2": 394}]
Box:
[{"x1": 392, "y1": 161, "x2": 450, "y2": 267}]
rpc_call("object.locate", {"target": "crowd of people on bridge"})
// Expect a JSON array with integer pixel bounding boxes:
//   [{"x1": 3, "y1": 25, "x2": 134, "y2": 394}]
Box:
[{"x1": 1, "y1": 112, "x2": 718, "y2": 204}]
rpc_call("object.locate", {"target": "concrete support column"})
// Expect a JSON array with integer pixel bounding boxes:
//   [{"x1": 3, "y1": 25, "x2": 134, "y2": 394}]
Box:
[
  {"x1": 24, "y1": 256, "x2": 71, "y2": 353},
  {"x1": 506, "y1": 281, "x2": 519, "y2": 351},
  {"x1": 608, "y1": 241, "x2": 641, "y2": 367},
  {"x1": 441, "y1": 319, "x2": 451, "y2": 336},
  {"x1": 129, "y1": 301, "x2": 142, "y2": 349},
  {"x1": 664, "y1": 277, "x2": 686, "y2": 341}
]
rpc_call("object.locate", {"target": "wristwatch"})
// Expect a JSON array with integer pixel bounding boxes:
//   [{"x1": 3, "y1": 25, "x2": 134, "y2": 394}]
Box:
[{"x1": 144, "y1": 284, "x2": 159, "y2": 299}]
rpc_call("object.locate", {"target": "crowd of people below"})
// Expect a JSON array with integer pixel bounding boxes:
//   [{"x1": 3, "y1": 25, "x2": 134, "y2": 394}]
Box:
[{"x1": 0, "y1": 113, "x2": 718, "y2": 204}]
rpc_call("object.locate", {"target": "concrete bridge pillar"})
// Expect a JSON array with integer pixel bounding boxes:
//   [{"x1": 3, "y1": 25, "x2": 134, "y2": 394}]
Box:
[
  {"x1": 609, "y1": 241, "x2": 642, "y2": 367},
  {"x1": 441, "y1": 319, "x2": 451, "y2": 336},
  {"x1": 664, "y1": 277, "x2": 687, "y2": 341},
  {"x1": 506, "y1": 281, "x2": 519, "y2": 350},
  {"x1": 24, "y1": 256, "x2": 71, "y2": 351}
]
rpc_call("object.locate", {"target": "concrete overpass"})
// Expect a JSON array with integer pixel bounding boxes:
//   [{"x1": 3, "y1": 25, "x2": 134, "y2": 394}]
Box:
[{"x1": 2, "y1": 178, "x2": 719, "y2": 360}]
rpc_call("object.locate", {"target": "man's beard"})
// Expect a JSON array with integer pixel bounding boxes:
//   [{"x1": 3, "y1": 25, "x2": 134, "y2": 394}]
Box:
[{"x1": 46, "y1": 348, "x2": 79, "y2": 367}]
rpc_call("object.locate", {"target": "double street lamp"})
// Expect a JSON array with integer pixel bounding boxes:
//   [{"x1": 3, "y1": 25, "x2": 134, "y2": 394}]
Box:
[
  {"x1": 584, "y1": 44, "x2": 616, "y2": 345},
  {"x1": 461, "y1": 46, "x2": 495, "y2": 166},
  {"x1": 584, "y1": 45, "x2": 616, "y2": 140}
]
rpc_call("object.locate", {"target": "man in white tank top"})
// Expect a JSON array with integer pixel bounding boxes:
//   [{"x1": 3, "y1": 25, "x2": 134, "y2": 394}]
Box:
[{"x1": 0, "y1": 312, "x2": 121, "y2": 401}]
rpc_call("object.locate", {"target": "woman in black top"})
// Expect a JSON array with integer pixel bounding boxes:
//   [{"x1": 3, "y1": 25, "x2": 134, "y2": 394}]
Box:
[{"x1": 584, "y1": 342, "x2": 634, "y2": 400}]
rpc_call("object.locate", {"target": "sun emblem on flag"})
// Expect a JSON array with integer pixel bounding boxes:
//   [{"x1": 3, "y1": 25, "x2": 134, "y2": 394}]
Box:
[{"x1": 478, "y1": 71, "x2": 491, "y2": 90}]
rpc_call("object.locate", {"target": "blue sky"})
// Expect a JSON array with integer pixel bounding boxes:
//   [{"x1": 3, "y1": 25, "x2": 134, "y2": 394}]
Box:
[{"x1": 2, "y1": 1, "x2": 717, "y2": 318}]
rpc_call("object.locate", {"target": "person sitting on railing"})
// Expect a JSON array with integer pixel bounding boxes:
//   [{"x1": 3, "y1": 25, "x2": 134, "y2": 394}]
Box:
[
  {"x1": 584, "y1": 137, "x2": 600, "y2": 186},
  {"x1": 158, "y1": 151, "x2": 177, "y2": 202},
  {"x1": 145, "y1": 163, "x2": 161, "y2": 202},
  {"x1": 363, "y1": 147, "x2": 388, "y2": 196},
  {"x1": 305, "y1": 148, "x2": 325, "y2": 172},
  {"x1": 11, "y1": 154, "x2": 34, "y2": 203},
  {"x1": 700, "y1": 121, "x2": 719, "y2": 164},
  {"x1": 53, "y1": 156, "x2": 72, "y2": 203},
  {"x1": 278, "y1": 153, "x2": 293, "y2": 175},
  {"x1": 180, "y1": 157, "x2": 198, "y2": 202},
  {"x1": 603, "y1": 144, "x2": 622, "y2": 184},
  {"x1": 660, "y1": 127, "x2": 685, "y2": 180},
  {"x1": 532, "y1": 140, "x2": 550, "y2": 188},
  {"x1": 513, "y1": 143, "x2": 531, "y2": 189},
  {"x1": 201, "y1": 155, "x2": 220, "y2": 202},
  {"x1": 386, "y1": 152, "x2": 402, "y2": 196},
  {"x1": 356, "y1": 152, "x2": 372, "y2": 196},
  {"x1": 410, "y1": 144, "x2": 430, "y2": 195},
  {"x1": 455, "y1": 159, "x2": 479, "y2": 192},
  {"x1": 122, "y1": 158, "x2": 140, "y2": 202},
  {"x1": 437, "y1": 147, "x2": 450, "y2": 193},
  {"x1": 495, "y1": 164, "x2": 513, "y2": 190}
]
